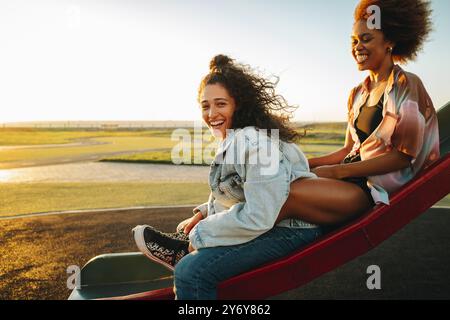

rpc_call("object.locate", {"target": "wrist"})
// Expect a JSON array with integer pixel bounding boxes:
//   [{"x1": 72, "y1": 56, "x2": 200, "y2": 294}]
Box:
[
  {"x1": 194, "y1": 211, "x2": 204, "y2": 220},
  {"x1": 335, "y1": 164, "x2": 348, "y2": 179},
  {"x1": 193, "y1": 205, "x2": 208, "y2": 218},
  {"x1": 308, "y1": 158, "x2": 318, "y2": 169}
]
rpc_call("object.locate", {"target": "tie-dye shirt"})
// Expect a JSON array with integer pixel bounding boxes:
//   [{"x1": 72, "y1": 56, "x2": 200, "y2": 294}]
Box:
[{"x1": 346, "y1": 65, "x2": 440, "y2": 204}]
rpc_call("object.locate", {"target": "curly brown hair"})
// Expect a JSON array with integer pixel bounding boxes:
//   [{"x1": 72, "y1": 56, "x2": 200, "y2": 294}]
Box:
[
  {"x1": 198, "y1": 54, "x2": 301, "y2": 143},
  {"x1": 354, "y1": 0, "x2": 433, "y2": 63}
]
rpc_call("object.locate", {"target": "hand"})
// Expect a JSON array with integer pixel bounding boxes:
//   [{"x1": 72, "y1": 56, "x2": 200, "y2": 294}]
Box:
[
  {"x1": 176, "y1": 217, "x2": 192, "y2": 233},
  {"x1": 188, "y1": 242, "x2": 195, "y2": 253},
  {"x1": 184, "y1": 212, "x2": 204, "y2": 234},
  {"x1": 311, "y1": 165, "x2": 342, "y2": 179},
  {"x1": 176, "y1": 211, "x2": 204, "y2": 234}
]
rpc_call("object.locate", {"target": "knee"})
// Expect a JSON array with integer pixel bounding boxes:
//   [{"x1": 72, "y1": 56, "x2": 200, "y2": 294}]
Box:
[
  {"x1": 173, "y1": 251, "x2": 219, "y2": 300},
  {"x1": 174, "y1": 254, "x2": 196, "y2": 284},
  {"x1": 174, "y1": 252, "x2": 214, "y2": 284}
]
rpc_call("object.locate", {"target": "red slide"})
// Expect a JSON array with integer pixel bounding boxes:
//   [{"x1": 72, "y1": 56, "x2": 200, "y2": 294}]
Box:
[{"x1": 116, "y1": 153, "x2": 449, "y2": 300}]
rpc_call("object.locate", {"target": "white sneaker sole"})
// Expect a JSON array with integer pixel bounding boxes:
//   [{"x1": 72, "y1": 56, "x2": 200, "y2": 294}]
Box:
[{"x1": 132, "y1": 225, "x2": 175, "y2": 272}]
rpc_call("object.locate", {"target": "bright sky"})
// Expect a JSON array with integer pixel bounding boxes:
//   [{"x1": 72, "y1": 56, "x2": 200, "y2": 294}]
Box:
[{"x1": 1, "y1": 0, "x2": 449, "y2": 123}]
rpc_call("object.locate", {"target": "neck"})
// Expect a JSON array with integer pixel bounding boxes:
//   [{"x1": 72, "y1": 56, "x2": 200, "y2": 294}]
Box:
[{"x1": 369, "y1": 58, "x2": 394, "y2": 84}]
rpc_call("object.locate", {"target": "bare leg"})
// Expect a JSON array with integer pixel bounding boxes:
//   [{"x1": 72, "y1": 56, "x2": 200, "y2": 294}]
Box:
[{"x1": 277, "y1": 178, "x2": 373, "y2": 225}]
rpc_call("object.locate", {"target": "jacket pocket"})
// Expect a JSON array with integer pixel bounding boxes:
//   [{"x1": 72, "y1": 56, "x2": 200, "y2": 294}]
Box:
[{"x1": 216, "y1": 174, "x2": 245, "y2": 203}]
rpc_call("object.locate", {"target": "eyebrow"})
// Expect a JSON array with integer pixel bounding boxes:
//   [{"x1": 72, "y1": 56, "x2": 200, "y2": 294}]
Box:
[
  {"x1": 351, "y1": 33, "x2": 373, "y2": 39},
  {"x1": 200, "y1": 98, "x2": 229, "y2": 104}
]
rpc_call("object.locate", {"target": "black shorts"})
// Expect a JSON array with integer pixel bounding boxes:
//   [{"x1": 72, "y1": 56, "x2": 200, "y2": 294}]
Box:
[
  {"x1": 342, "y1": 176, "x2": 375, "y2": 206},
  {"x1": 342, "y1": 153, "x2": 375, "y2": 206}
]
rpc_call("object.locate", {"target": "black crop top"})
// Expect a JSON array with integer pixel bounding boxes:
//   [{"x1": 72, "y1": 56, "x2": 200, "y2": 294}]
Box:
[{"x1": 354, "y1": 96, "x2": 384, "y2": 144}]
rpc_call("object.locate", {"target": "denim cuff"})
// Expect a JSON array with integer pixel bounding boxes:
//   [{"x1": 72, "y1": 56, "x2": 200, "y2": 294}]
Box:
[
  {"x1": 193, "y1": 202, "x2": 208, "y2": 219},
  {"x1": 189, "y1": 224, "x2": 206, "y2": 250}
]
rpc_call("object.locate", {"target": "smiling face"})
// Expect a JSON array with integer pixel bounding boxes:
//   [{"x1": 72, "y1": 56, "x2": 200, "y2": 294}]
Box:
[
  {"x1": 351, "y1": 19, "x2": 393, "y2": 72},
  {"x1": 200, "y1": 83, "x2": 236, "y2": 140}
]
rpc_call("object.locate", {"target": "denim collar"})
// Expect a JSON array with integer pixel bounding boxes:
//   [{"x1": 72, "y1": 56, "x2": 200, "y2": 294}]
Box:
[
  {"x1": 214, "y1": 129, "x2": 237, "y2": 162},
  {"x1": 214, "y1": 127, "x2": 260, "y2": 164}
]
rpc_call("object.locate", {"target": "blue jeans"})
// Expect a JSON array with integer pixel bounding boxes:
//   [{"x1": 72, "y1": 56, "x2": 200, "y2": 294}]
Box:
[{"x1": 174, "y1": 226, "x2": 322, "y2": 300}]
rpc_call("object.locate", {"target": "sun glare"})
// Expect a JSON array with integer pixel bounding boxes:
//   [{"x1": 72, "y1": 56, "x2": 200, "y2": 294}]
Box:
[{"x1": 0, "y1": 170, "x2": 14, "y2": 182}]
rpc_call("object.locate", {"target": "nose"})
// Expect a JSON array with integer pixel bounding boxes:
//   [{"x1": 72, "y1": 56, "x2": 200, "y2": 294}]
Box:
[
  {"x1": 208, "y1": 105, "x2": 218, "y2": 119},
  {"x1": 354, "y1": 40, "x2": 365, "y2": 52}
]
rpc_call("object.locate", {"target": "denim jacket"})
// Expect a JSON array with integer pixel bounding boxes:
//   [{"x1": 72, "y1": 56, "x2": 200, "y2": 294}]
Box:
[{"x1": 189, "y1": 127, "x2": 318, "y2": 250}]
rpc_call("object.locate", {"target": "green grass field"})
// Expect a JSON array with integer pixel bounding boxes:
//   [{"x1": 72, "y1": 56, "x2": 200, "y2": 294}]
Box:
[
  {"x1": 0, "y1": 182, "x2": 210, "y2": 217},
  {"x1": 0, "y1": 128, "x2": 175, "y2": 145},
  {"x1": 0, "y1": 126, "x2": 345, "y2": 167},
  {"x1": 1, "y1": 181, "x2": 446, "y2": 217},
  {"x1": 0, "y1": 128, "x2": 211, "y2": 168},
  {"x1": 101, "y1": 143, "x2": 342, "y2": 164},
  {"x1": 100, "y1": 149, "x2": 214, "y2": 165},
  {"x1": 100, "y1": 124, "x2": 346, "y2": 164},
  {"x1": 0, "y1": 137, "x2": 176, "y2": 161}
]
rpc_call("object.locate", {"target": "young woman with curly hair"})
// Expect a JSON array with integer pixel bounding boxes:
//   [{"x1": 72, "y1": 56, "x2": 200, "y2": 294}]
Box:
[
  {"x1": 133, "y1": 0, "x2": 440, "y2": 300},
  {"x1": 133, "y1": 54, "x2": 322, "y2": 299}
]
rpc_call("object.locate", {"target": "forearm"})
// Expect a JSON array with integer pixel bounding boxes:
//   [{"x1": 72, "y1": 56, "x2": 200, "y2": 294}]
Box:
[
  {"x1": 309, "y1": 125, "x2": 355, "y2": 169},
  {"x1": 189, "y1": 204, "x2": 275, "y2": 249},
  {"x1": 337, "y1": 149, "x2": 412, "y2": 179},
  {"x1": 309, "y1": 147, "x2": 350, "y2": 169},
  {"x1": 190, "y1": 172, "x2": 291, "y2": 249}
]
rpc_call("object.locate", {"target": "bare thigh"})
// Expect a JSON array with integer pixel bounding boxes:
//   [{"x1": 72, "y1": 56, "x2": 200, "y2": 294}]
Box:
[{"x1": 278, "y1": 177, "x2": 373, "y2": 225}]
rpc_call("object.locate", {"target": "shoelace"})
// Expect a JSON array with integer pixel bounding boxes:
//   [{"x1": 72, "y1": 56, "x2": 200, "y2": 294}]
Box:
[{"x1": 144, "y1": 226, "x2": 189, "y2": 266}]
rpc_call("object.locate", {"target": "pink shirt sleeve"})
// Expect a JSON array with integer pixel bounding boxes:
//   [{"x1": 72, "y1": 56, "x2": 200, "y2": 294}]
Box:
[{"x1": 391, "y1": 100, "x2": 426, "y2": 159}]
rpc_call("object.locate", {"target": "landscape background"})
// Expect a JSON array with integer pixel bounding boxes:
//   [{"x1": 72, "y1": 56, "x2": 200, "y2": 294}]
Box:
[
  {"x1": 0, "y1": 123, "x2": 449, "y2": 299},
  {"x1": 0, "y1": 123, "x2": 350, "y2": 217}
]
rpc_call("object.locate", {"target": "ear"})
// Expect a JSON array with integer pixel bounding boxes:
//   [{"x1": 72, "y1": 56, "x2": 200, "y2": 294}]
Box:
[{"x1": 385, "y1": 40, "x2": 396, "y2": 52}]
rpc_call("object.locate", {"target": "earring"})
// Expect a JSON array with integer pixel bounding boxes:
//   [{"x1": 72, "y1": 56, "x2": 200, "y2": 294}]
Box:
[{"x1": 387, "y1": 47, "x2": 393, "y2": 53}]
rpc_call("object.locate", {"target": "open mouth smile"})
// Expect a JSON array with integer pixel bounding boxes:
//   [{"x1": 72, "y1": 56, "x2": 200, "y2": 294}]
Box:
[
  {"x1": 356, "y1": 54, "x2": 369, "y2": 64},
  {"x1": 210, "y1": 120, "x2": 225, "y2": 129}
]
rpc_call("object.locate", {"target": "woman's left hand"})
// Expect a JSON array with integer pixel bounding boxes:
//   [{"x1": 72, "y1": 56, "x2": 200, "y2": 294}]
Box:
[
  {"x1": 188, "y1": 242, "x2": 195, "y2": 253},
  {"x1": 311, "y1": 165, "x2": 342, "y2": 179}
]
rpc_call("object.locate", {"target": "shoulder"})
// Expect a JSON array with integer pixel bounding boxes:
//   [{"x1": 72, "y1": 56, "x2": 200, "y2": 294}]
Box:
[
  {"x1": 350, "y1": 84, "x2": 364, "y2": 95},
  {"x1": 279, "y1": 141, "x2": 308, "y2": 166},
  {"x1": 348, "y1": 83, "x2": 364, "y2": 98},
  {"x1": 230, "y1": 127, "x2": 281, "y2": 160},
  {"x1": 394, "y1": 66, "x2": 426, "y2": 93},
  {"x1": 347, "y1": 84, "x2": 364, "y2": 111},
  {"x1": 233, "y1": 126, "x2": 269, "y2": 146},
  {"x1": 234, "y1": 127, "x2": 307, "y2": 164},
  {"x1": 392, "y1": 66, "x2": 433, "y2": 112},
  {"x1": 234, "y1": 126, "x2": 259, "y2": 138}
]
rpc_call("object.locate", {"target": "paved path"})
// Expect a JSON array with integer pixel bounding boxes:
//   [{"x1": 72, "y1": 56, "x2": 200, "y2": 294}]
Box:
[
  {"x1": 0, "y1": 147, "x2": 175, "y2": 170},
  {"x1": 0, "y1": 161, "x2": 209, "y2": 183}
]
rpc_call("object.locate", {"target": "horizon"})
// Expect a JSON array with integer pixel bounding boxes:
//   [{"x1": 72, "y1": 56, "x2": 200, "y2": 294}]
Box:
[
  {"x1": 0, "y1": 119, "x2": 348, "y2": 128},
  {"x1": 1, "y1": 0, "x2": 449, "y2": 123}
]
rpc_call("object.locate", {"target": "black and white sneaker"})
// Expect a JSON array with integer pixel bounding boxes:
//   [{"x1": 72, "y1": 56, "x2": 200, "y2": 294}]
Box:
[
  {"x1": 132, "y1": 225, "x2": 189, "y2": 271},
  {"x1": 167, "y1": 229, "x2": 190, "y2": 242}
]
